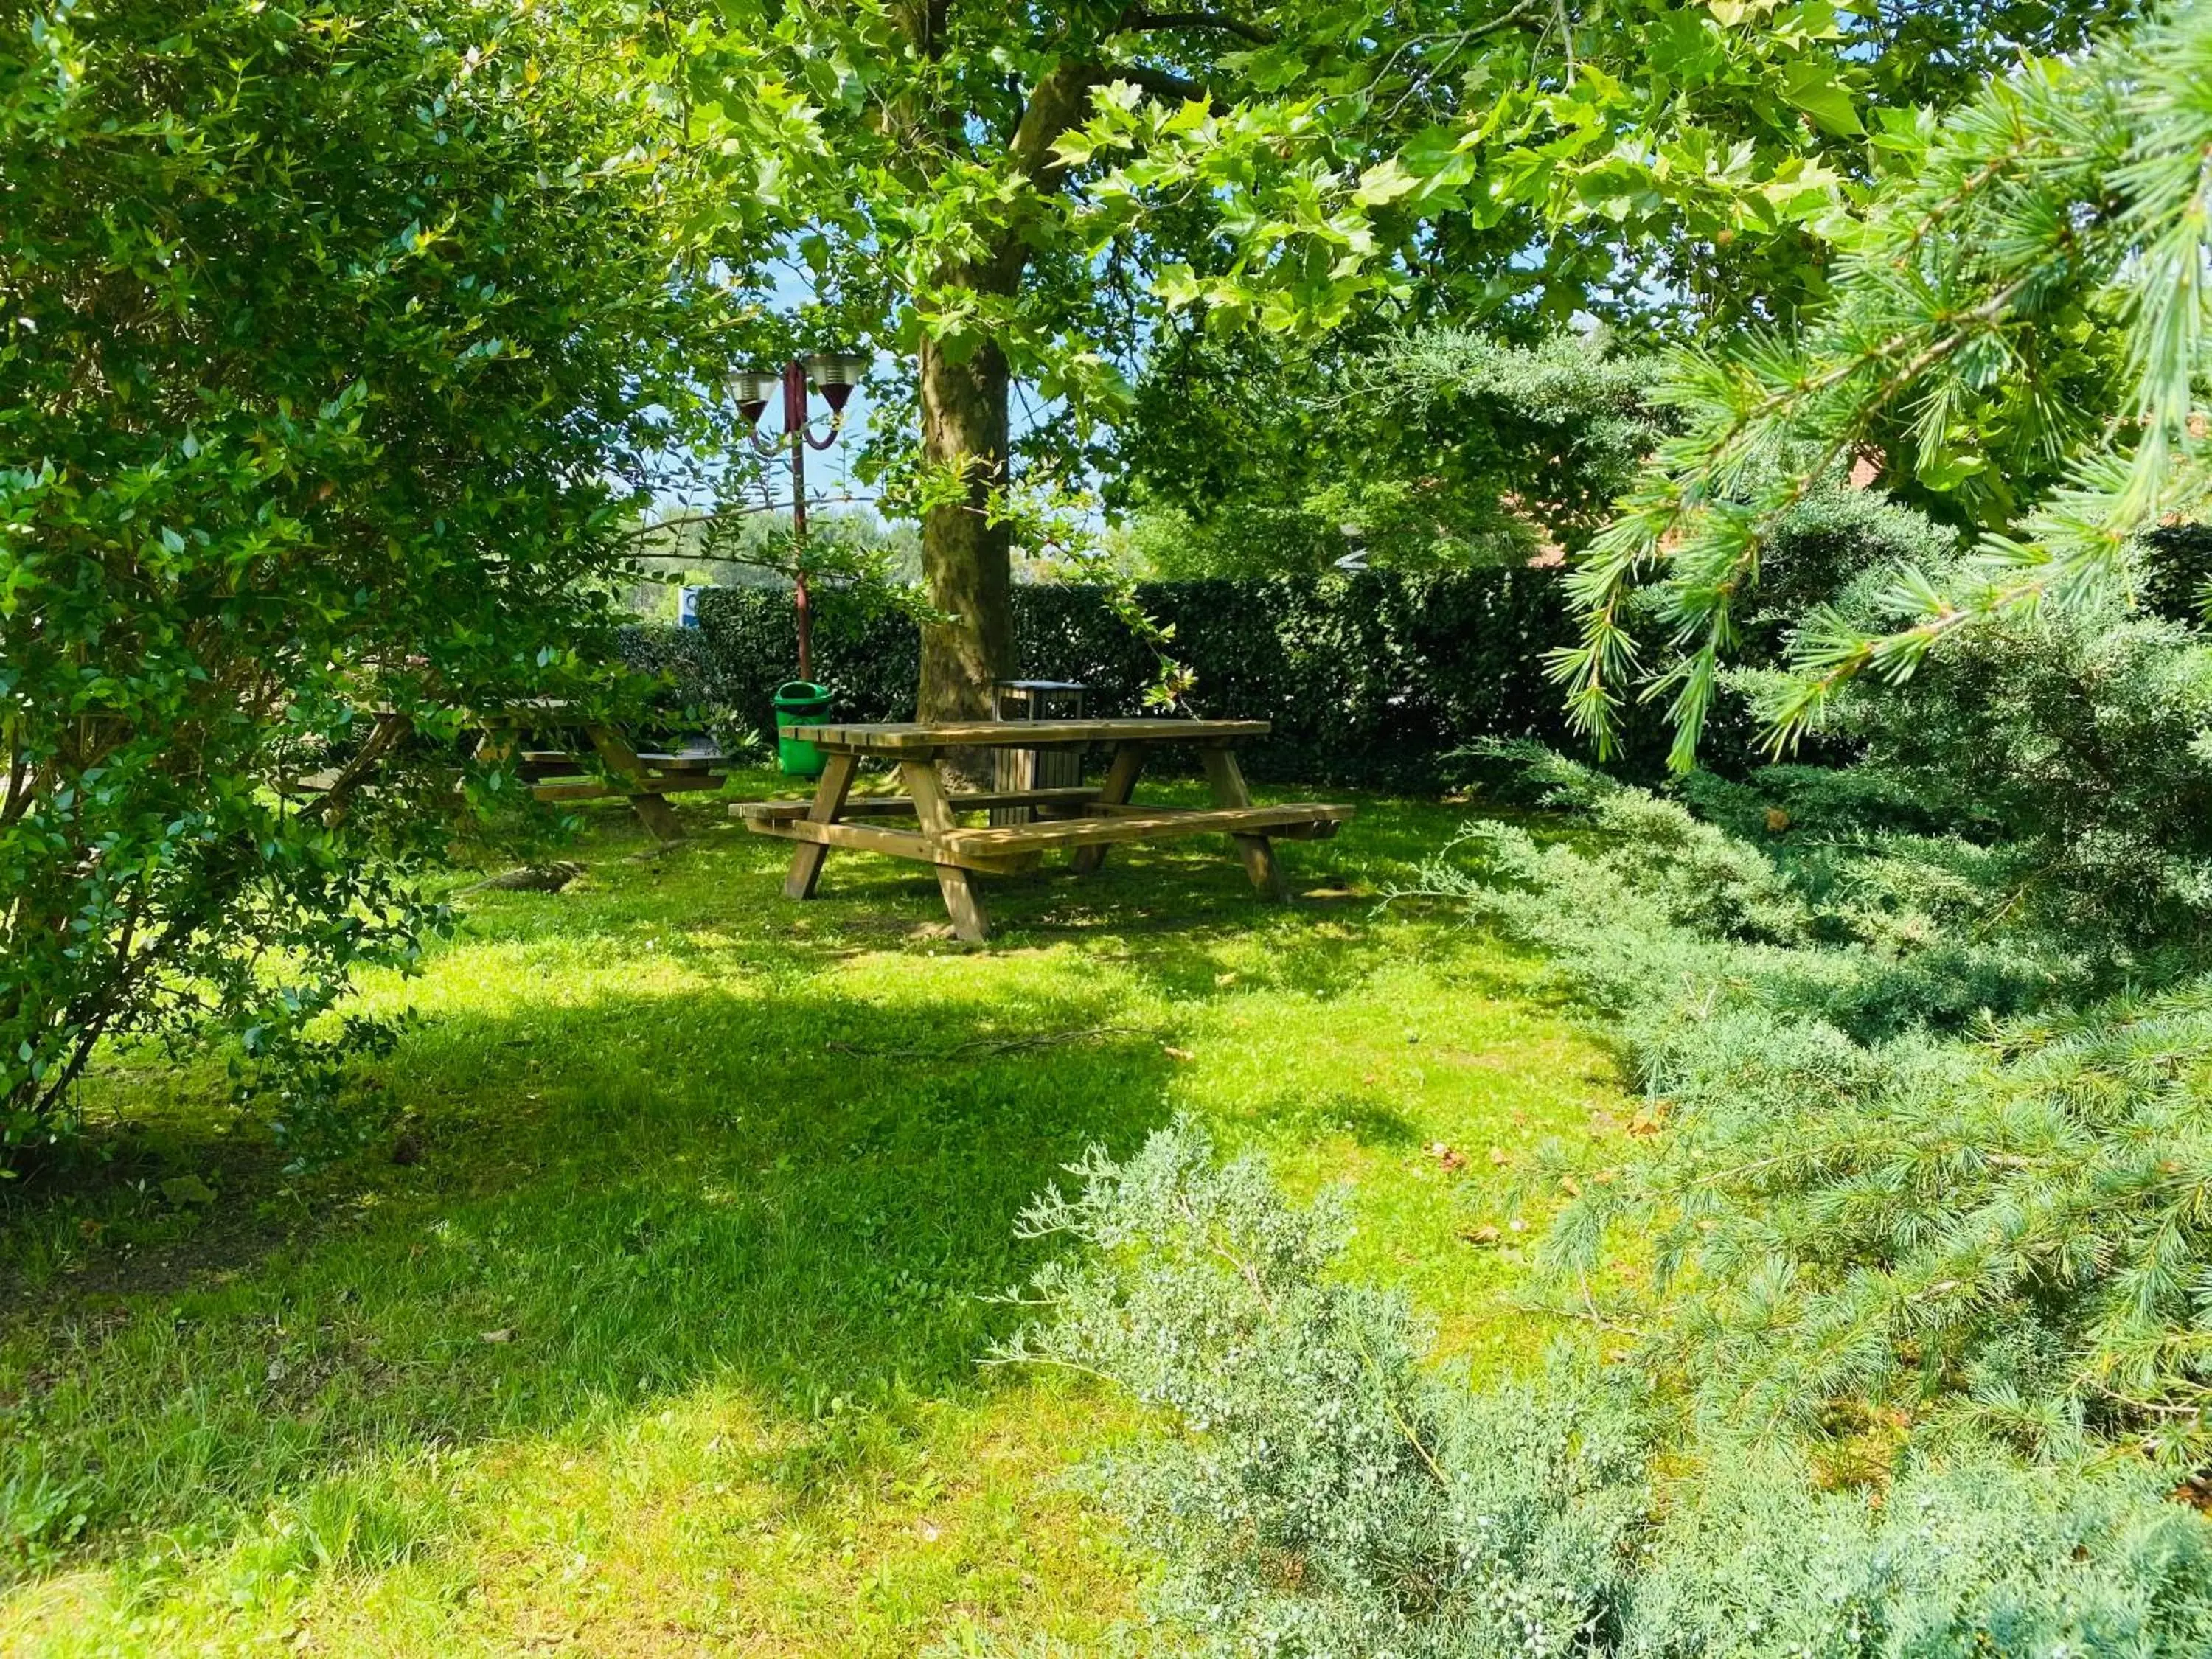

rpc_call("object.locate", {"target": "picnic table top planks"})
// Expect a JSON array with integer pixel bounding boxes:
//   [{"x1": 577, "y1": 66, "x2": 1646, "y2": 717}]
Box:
[{"x1": 782, "y1": 717, "x2": 1271, "y2": 752}]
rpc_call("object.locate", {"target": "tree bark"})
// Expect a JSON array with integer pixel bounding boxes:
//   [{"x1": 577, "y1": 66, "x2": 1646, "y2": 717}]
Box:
[
  {"x1": 917, "y1": 327, "x2": 1014, "y2": 723},
  {"x1": 911, "y1": 56, "x2": 1102, "y2": 723}
]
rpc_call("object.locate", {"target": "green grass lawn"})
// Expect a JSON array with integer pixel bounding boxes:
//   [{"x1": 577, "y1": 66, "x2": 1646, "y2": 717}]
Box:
[{"x1": 0, "y1": 773, "x2": 1627, "y2": 1655}]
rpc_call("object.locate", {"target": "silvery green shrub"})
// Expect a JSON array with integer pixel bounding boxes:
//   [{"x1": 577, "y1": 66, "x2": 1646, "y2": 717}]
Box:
[
  {"x1": 1001, "y1": 1127, "x2": 2212, "y2": 1656},
  {"x1": 1000, "y1": 1125, "x2": 1647, "y2": 1657}
]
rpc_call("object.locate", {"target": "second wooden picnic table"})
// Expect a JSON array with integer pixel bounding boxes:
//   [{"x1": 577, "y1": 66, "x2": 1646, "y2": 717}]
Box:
[
  {"x1": 734, "y1": 718, "x2": 1353, "y2": 942},
  {"x1": 472, "y1": 704, "x2": 729, "y2": 844}
]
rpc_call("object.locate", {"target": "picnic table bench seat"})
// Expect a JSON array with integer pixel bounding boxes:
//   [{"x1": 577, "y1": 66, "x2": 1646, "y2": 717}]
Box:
[
  {"x1": 737, "y1": 796, "x2": 1350, "y2": 870},
  {"x1": 734, "y1": 785, "x2": 1103, "y2": 821},
  {"x1": 296, "y1": 703, "x2": 728, "y2": 846},
  {"x1": 943, "y1": 801, "x2": 1349, "y2": 851},
  {"x1": 733, "y1": 717, "x2": 1352, "y2": 942}
]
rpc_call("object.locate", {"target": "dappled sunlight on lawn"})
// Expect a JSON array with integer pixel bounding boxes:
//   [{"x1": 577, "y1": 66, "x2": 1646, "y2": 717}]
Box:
[
  {"x1": 2, "y1": 1376, "x2": 1138, "y2": 1657},
  {"x1": 0, "y1": 793, "x2": 1628, "y2": 1654}
]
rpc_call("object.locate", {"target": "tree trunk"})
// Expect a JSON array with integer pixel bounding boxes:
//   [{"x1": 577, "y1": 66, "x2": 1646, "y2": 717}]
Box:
[
  {"x1": 917, "y1": 325, "x2": 1013, "y2": 723},
  {"x1": 899, "y1": 50, "x2": 1096, "y2": 727}
]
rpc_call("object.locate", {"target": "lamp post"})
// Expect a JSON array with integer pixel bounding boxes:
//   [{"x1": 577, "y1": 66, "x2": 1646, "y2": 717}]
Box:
[{"x1": 732, "y1": 352, "x2": 869, "y2": 682}]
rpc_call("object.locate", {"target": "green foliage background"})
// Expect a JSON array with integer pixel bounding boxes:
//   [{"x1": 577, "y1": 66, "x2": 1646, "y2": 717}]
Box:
[
  {"x1": 0, "y1": 0, "x2": 733, "y2": 1152},
  {"x1": 1110, "y1": 328, "x2": 1666, "y2": 578},
  {"x1": 630, "y1": 570, "x2": 1595, "y2": 790},
  {"x1": 1555, "y1": 0, "x2": 2212, "y2": 766}
]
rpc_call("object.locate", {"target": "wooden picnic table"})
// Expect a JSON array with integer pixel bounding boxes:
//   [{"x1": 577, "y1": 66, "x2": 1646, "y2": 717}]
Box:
[
  {"x1": 282, "y1": 700, "x2": 730, "y2": 846},
  {"x1": 472, "y1": 706, "x2": 730, "y2": 844},
  {"x1": 733, "y1": 718, "x2": 1353, "y2": 942}
]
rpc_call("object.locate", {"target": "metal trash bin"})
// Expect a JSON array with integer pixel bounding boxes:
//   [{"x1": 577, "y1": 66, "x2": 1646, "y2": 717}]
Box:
[{"x1": 991, "y1": 680, "x2": 1088, "y2": 824}]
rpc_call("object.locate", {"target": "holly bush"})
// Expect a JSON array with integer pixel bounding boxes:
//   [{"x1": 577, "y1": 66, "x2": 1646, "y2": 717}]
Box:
[{"x1": 0, "y1": 0, "x2": 732, "y2": 1157}]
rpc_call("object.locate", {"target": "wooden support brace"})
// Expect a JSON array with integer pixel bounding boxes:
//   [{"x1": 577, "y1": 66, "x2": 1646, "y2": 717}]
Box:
[
  {"x1": 585, "y1": 723, "x2": 685, "y2": 844},
  {"x1": 901, "y1": 757, "x2": 991, "y2": 942},
  {"x1": 783, "y1": 750, "x2": 858, "y2": 900},
  {"x1": 1203, "y1": 747, "x2": 1287, "y2": 900},
  {"x1": 1072, "y1": 742, "x2": 1147, "y2": 876}
]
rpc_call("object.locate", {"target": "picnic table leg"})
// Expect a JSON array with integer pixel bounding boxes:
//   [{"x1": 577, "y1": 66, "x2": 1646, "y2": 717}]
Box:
[
  {"x1": 900, "y1": 758, "x2": 991, "y2": 943},
  {"x1": 1202, "y1": 747, "x2": 1288, "y2": 901},
  {"x1": 1071, "y1": 741, "x2": 1147, "y2": 876},
  {"x1": 585, "y1": 724, "x2": 685, "y2": 844},
  {"x1": 473, "y1": 726, "x2": 540, "y2": 816},
  {"x1": 475, "y1": 726, "x2": 517, "y2": 771},
  {"x1": 783, "y1": 750, "x2": 858, "y2": 900}
]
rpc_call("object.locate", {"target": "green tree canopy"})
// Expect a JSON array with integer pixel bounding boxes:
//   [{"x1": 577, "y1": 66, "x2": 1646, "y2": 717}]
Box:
[
  {"x1": 1110, "y1": 324, "x2": 1664, "y2": 576},
  {"x1": 1, "y1": 0, "x2": 734, "y2": 1147},
  {"x1": 671, "y1": 1, "x2": 2105, "y2": 712}
]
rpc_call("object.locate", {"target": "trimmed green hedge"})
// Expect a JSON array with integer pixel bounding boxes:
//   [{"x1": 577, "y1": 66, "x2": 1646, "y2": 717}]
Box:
[{"x1": 623, "y1": 571, "x2": 1661, "y2": 788}]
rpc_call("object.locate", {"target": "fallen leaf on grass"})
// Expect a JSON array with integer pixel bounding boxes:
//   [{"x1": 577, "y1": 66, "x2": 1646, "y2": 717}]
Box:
[
  {"x1": 1460, "y1": 1225, "x2": 1501, "y2": 1248},
  {"x1": 1162, "y1": 1045, "x2": 1194, "y2": 1061},
  {"x1": 479, "y1": 1328, "x2": 515, "y2": 1344},
  {"x1": 1486, "y1": 1146, "x2": 1509, "y2": 1166},
  {"x1": 1427, "y1": 1142, "x2": 1465, "y2": 1171}
]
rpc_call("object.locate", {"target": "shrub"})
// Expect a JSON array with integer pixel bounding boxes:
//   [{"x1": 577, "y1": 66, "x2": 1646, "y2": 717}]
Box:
[
  {"x1": 1625, "y1": 1452, "x2": 2212, "y2": 1658},
  {"x1": 999, "y1": 1124, "x2": 1653, "y2": 1658},
  {"x1": 1001, "y1": 1124, "x2": 2212, "y2": 1656},
  {"x1": 1414, "y1": 738, "x2": 2212, "y2": 1467},
  {"x1": 650, "y1": 570, "x2": 1620, "y2": 789},
  {"x1": 1810, "y1": 598, "x2": 2212, "y2": 949},
  {"x1": 1, "y1": 0, "x2": 729, "y2": 1152}
]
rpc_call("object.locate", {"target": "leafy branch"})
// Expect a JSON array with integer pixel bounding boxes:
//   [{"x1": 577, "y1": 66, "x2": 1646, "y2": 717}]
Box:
[{"x1": 1556, "y1": 13, "x2": 2212, "y2": 767}]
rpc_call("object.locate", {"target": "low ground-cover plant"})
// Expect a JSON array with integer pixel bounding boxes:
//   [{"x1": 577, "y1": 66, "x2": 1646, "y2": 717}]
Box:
[
  {"x1": 1386, "y1": 507, "x2": 2212, "y2": 1467},
  {"x1": 1001, "y1": 1124, "x2": 2212, "y2": 1656},
  {"x1": 1411, "y1": 717, "x2": 2212, "y2": 1469},
  {"x1": 992, "y1": 498, "x2": 2212, "y2": 1646}
]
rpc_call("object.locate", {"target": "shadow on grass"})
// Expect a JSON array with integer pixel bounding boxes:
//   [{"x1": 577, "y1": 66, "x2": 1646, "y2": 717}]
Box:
[
  {"x1": 0, "y1": 782, "x2": 1559, "y2": 1581},
  {"x1": 0, "y1": 970, "x2": 1178, "y2": 1568}
]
